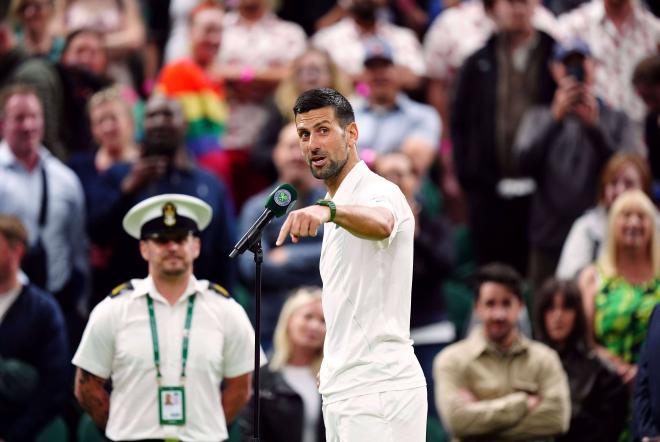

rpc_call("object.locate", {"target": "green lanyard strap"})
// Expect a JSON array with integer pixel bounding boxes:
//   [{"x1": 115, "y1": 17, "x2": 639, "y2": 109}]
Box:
[{"x1": 146, "y1": 293, "x2": 197, "y2": 382}]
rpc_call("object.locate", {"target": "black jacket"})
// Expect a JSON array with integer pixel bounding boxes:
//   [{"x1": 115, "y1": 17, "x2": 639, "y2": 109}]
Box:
[
  {"x1": 451, "y1": 31, "x2": 557, "y2": 194},
  {"x1": 634, "y1": 305, "x2": 660, "y2": 440},
  {"x1": 240, "y1": 365, "x2": 325, "y2": 442}
]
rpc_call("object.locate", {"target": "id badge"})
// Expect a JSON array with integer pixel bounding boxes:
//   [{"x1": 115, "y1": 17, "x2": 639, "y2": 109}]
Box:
[{"x1": 158, "y1": 386, "x2": 186, "y2": 425}]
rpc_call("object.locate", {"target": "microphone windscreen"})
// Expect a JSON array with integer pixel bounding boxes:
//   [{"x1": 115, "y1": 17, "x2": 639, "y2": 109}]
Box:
[{"x1": 264, "y1": 183, "x2": 298, "y2": 217}]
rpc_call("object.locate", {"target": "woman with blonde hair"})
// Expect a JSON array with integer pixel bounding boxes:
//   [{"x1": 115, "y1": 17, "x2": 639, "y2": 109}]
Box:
[
  {"x1": 240, "y1": 287, "x2": 326, "y2": 442},
  {"x1": 9, "y1": 0, "x2": 64, "y2": 62},
  {"x1": 579, "y1": 189, "x2": 660, "y2": 388}
]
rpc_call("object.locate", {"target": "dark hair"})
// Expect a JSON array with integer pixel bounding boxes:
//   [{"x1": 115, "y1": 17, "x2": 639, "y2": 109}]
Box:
[
  {"x1": 598, "y1": 152, "x2": 652, "y2": 204},
  {"x1": 0, "y1": 214, "x2": 28, "y2": 249},
  {"x1": 482, "y1": 0, "x2": 497, "y2": 9},
  {"x1": 293, "y1": 87, "x2": 355, "y2": 129},
  {"x1": 632, "y1": 54, "x2": 660, "y2": 87},
  {"x1": 474, "y1": 262, "x2": 523, "y2": 301},
  {"x1": 534, "y1": 277, "x2": 589, "y2": 351},
  {"x1": 62, "y1": 28, "x2": 105, "y2": 57}
]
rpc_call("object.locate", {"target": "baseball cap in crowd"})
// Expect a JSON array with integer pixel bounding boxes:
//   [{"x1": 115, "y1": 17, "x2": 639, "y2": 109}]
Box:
[
  {"x1": 553, "y1": 38, "x2": 591, "y2": 61},
  {"x1": 123, "y1": 194, "x2": 212, "y2": 240},
  {"x1": 363, "y1": 36, "x2": 394, "y2": 67}
]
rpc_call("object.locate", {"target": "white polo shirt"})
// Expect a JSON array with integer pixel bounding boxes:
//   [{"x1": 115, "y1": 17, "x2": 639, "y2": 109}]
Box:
[
  {"x1": 73, "y1": 276, "x2": 261, "y2": 442},
  {"x1": 318, "y1": 161, "x2": 426, "y2": 404}
]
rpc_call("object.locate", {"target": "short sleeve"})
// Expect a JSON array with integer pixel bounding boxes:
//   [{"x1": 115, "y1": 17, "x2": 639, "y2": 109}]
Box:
[
  {"x1": 222, "y1": 300, "x2": 266, "y2": 378},
  {"x1": 362, "y1": 180, "x2": 410, "y2": 248},
  {"x1": 72, "y1": 299, "x2": 116, "y2": 379}
]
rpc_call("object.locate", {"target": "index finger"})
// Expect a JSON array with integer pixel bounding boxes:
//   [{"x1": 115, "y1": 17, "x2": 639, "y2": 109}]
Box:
[{"x1": 276, "y1": 214, "x2": 293, "y2": 246}]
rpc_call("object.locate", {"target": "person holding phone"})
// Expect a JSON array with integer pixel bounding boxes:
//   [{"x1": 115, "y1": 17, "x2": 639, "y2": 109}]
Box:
[{"x1": 513, "y1": 38, "x2": 636, "y2": 290}]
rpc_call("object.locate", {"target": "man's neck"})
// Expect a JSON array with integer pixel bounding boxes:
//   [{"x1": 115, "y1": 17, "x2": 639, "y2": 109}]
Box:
[
  {"x1": 325, "y1": 155, "x2": 359, "y2": 197},
  {"x1": 501, "y1": 28, "x2": 535, "y2": 51},
  {"x1": 16, "y1": 151, "x2": 39, "y2": 172},
  {"x1": 152, "y1": 273, "x2": 192, "y2": 305},
  {"x1": 240, "y1": 7, "x2": 266, "y2": 23},
  {"x1": 353, "y1": 16, "x2": 377, "y2": 33},
  {"x1": 0, "y1": 274, "x2": 20, "y2": 294},
  {"x1": 605, "y1": 0, "x2": 634, "y2": 28},
  {"x1": 489, "y1": 330, "x2": 519, "y2": 352}
]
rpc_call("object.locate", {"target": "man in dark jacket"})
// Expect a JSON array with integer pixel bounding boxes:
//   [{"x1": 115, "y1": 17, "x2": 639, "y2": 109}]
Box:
[
  {"x1": 451, "y1": 0, "x2": 556, "y2": 275},
  {"x1": 0, "y1": 215, "x2": 69, "y2": 442},
  {"x1": 514, "y1": 39, "x2": 635, "y2": 288},
  {"x1": 635, "y1": 304, "x2": 660, "y2": 441}
]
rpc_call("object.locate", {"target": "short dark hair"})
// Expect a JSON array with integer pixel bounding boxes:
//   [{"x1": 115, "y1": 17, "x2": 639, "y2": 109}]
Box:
[
  {"x1": 62, "y1": 28, "x2": 105, "y2": 58},
  {"x1": 0, "y1": 214, "x2": 28, "y2": 249},
  {"x1": 632, "y1": 54, "x2": 660, "y2": 87},
  {"x1": 534, "y1": 277, "x2": 589, "y2": 351},
  {"x1": 293, "y1": 87, "x2": 355, "y2": 129},
  {"x1": 474, "y1": 262, "x2": 523, "y2": 301}
]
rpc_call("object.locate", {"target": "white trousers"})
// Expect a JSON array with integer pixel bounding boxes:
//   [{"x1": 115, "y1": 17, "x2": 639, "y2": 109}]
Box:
[{"x1": 322, "y1": 387, "x2": 427, "y2": 442}]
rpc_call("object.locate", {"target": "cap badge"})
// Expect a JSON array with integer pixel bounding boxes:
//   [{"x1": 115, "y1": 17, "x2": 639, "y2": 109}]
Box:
[{"x1": 163, "y1": 202, "x2": 177, "y2": 226}]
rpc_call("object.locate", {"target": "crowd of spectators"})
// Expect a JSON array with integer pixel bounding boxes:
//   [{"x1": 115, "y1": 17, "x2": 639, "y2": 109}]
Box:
[{"x1": 0, "y1": 0, "x2": 659, "y2": 441}]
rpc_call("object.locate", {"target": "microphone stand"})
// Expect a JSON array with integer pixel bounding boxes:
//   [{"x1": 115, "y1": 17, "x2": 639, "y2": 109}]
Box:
[{"x1": 248, "y1": 239, "x2": 263, "y2": 442}]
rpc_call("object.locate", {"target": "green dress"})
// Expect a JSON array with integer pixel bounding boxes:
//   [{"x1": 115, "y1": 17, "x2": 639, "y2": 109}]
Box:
[{"x1": 595, "y1": 272, "x2": 660, "y2": 364}]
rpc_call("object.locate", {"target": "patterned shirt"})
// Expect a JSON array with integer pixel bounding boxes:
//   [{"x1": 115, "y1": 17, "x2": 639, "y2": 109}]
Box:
[
  {"x1": 558, "y1": 0, "x2": 660, "y2": 122},
  {"x1": 424, "y1": 0, "x2": 559, "y2": 83},
  {"x1": 312, "y1": 17, "x2": 426, "y2": 76}
]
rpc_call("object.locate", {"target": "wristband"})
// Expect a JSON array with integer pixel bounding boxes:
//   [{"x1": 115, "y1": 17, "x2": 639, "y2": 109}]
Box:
[{"x1": 316, "y1": 199, "x2": 336, "y2": 223}]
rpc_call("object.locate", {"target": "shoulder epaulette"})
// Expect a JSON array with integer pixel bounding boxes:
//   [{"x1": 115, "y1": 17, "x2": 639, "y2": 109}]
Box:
[
  {"x1": 109, "y1": 281, "x2": 133, "y2": 298},
  {"x1": 208, "y1": 282, "x2": 231, "y2": 298}
]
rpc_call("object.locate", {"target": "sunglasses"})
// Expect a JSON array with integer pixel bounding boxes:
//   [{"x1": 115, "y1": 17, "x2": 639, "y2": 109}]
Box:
[{"x1": 146, "y1": 231, "x2": 193, "y2": 244}]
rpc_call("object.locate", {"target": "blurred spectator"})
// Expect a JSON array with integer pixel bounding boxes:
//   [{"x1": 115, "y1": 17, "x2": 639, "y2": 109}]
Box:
[
  {"x1": 374, "y1": 151, "x2": 454, "y2": 419},
  {"x1": 238, "y1": 123, "x2": 324, "y2": 350},
  {"x1": 68, "y1": 86, "x2": 139, "y2": 303},
  {"x1": 515, "y1": 39, "x2": 636, "y2": 289},
  {"x1": 534, "y1": 277, "x2": 627, "y2": 442},
  {"x1": 276, "y1": 0, "x2": 337, "y2": 36},
  {"x1": 8, "y1": 0, "x2": 64, "y2": 62},
  {"x1": 240, "y1": 287, "x2": 326, "y2": 442},
  {"x1": 0, "y1": 20, "x2": 64, "y2": 157},
  {"x1": 252, "y1": 47, "x2": 352, "y2": 183},
  {"x1": 57, "y1": 0, "x2": 146, "y2": 90},
  {"x1": 88, "y1": 94, "x2": 237, "y2": 294},
  {"x1": 0, "y1": 215, "x2": 69, "y2": 442},
  {"x1": 354, "y1": 37, "x2": 440, "y2": 177},
  {"x1": 557, "y1": 152, "x2": 653, "y2": 279},
  {"x1": 634, "y1": 303, "x2": 660, "y2": 440},
  {"x1": 451, "y1": 0, "x2": 557, "y2": 275},
  {"x1": 312, "y1": 0, "x2": 425, "y2": 90},
  {"x1": 578, "y1": 189, "x2": 660, "y2": 388},
  {"x1": 213, "y1": 0, "x2": 307, "y2": 208},
  {"x1": 433, "y1": 263, "x2": 570, "y2": 441},
  {"x1": 156, "y1": 3, "x2": 229, "y2": 160},
  {"x1": 163, "y1": 0, "x2": 204, "y2": 62},
  {"x1": 558, "y1": 0, "x2": 660, "y2": 128},
  {"x1": 633, "y1": 55, "x2": 660, "y2": 183},
  {"x1": 0, "y1": 83, "x2": 88, "y2": 350},
  {"x1": 424, "y1": 0, "x2": 558, "y2": 143}
]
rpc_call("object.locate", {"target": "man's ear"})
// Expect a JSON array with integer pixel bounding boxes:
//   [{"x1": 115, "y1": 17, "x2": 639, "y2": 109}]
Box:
[
  {"x1": 139, "y1": 240, "x2": 150, "y2": 261},
  {"x1": 192, "y1": 236, "x2": 201, "y2": 259},
  {"x1": 346, "y1": 121, "x2": 359, "y2": 149}
]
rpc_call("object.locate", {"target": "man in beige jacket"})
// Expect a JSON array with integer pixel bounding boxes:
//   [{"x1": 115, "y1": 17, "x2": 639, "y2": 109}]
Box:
[{"x1": 433, "y1": 263, "x2": 570, "y2": 441}]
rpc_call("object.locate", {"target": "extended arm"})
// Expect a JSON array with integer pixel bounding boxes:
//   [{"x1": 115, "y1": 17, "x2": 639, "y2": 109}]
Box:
[
  {"x1": 74, "y1": 368, "x2": 110, "y2": 430},
  {"x1": 276, "y1": 204, "x2": 394, "y2": 245},
  {"x1": 222, "y1": 373, "x2": 252, "y2": 424}
]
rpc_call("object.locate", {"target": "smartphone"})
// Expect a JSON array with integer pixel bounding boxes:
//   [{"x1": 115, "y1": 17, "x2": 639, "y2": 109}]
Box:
[{"x1": 565, "y1": 62, "x2": 585, "y2": 83}]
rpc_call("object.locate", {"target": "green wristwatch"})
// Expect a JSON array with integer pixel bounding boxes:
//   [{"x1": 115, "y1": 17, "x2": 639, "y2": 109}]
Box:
[{"x1": 316, "y1": 199, "x2": 336, "y2": 223}]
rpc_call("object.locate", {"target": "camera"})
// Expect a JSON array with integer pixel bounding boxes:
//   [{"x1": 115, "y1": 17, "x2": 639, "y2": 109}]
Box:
[{"x1": 565, "y1": 61, "x2": 585, "y2": 83}]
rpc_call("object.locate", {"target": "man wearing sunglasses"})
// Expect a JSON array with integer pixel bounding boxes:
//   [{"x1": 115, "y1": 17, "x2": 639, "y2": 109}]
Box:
[{"x1": 72, "y1": 193, "x2": 262, "y2": 442}]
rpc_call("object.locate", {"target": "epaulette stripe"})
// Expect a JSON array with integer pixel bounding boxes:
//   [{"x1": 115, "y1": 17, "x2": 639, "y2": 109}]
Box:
[
  {"x1": 210, "y1": 283, "x2": 231, "y2": 298},
  {"x1": 109, "y1": 281, "x2": 134, "y2": 298}
]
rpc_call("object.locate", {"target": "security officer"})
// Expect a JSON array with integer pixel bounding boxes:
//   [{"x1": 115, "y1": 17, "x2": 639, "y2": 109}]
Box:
[{"x1": 73, "y1": 193, "x2": 262, "y2": 442}]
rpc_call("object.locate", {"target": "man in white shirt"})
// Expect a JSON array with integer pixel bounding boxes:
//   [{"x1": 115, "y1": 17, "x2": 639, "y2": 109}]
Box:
[
  {"x1": 73, "y1": 193, "x2": 261, "y2": 442},
  {"x1": 277, "y1": 88, "x2": 427, "y2": 441}
]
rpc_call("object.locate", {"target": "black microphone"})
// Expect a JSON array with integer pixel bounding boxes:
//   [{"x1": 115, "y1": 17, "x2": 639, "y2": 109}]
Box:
[{"x1": 229, "y1": 183, "x2": 298, "y2": 258}]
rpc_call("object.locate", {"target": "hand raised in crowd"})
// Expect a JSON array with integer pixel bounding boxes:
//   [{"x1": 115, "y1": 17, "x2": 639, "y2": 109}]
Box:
[
  {"x1": 120, "y1": 156, "x2": 168, "y2": 194},
  {"x1": 572, "y1": 87, "x2": 599, "y2": 127},
  {"x1": 551, "y1": 76, "x2": 583, "y2": 121}
]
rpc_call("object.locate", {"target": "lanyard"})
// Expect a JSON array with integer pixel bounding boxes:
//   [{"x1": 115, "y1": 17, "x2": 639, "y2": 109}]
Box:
[{"x1": 146, "y1": 293, "x2": 197, "y2": 383}]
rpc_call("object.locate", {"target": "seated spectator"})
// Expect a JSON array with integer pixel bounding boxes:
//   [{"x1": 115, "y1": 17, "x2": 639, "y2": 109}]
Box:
[
  {"x1": 558, "y1": 0, "x2": 660, "y2": 128},
  {"x1": 354, "y1": 37, "x2": 440, "y2": 177},
  {"x1": 252, "y1": 47, "x2": 352, "y2": 183},
  {"x1": 88, "y1": 94, "x2": 237, "y2": 294},
  {"x1": 578, "y1": 189, "x2": 660, "y2": 388},
  {"x1": 0, "y1": 215, "x2": 69, "y2": 442},
  {"x1": 9, "y1": 0, "x2": 64, "y2": 62},
  {"x1": 0, "y1": 84, "x2": 88, "y2": 350},
  {"x1": 557, "y1": 152, "x2": 654, "y2": 279},
  {"x1": 433, "y1": 263, "x2": 570, "y2": 441},
  {"x1": 633, "y1": 55, "x2": 660, "y2": 184},
  {"x1": 312, "y1": 0, "x2": 425, "y2": 90},
  {"x1": 515, "y1": 38, "x2": 636, "y2": 289},
  {"x1": 451, "y1": 0, "x2": 557, "y2": 275},
  {"x1": 634, "y1": 303, "x2": 660, "y2": 441},
  {"x1": 68, "y1": 85, "x2": 138, "y2": 303},
  {"x1": 240, "y1": 287, "x2": 326, "y2": 442},
  {"x1": 0, "y1": 19, "x2": 64, "y2": 157},
  {"x1": 535, "y1": 277, "x2": 627, "y2": 442},
  {"x1": 374, "y1": 151, "x2": 454, "y2": 420},
  {"x1": 57, "y1": 0, "x2": 146, "y2": 90},
  {"x1": 238, "y1": 123, "x2": 324, "y2": 350}
]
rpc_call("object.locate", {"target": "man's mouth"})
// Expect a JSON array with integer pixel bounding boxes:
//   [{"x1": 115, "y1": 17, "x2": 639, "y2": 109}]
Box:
[{"x1": 311, "y1": 155, "x2": 327, "y2": 168}]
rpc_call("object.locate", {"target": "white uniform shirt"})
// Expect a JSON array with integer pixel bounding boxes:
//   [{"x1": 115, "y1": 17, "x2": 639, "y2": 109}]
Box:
[
  {"x1": 73, "y1": 276, "x2": 261, "y2": 442},
  {"x1": 318, "y1": 161, "x2": 426, "y2": 404}
]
